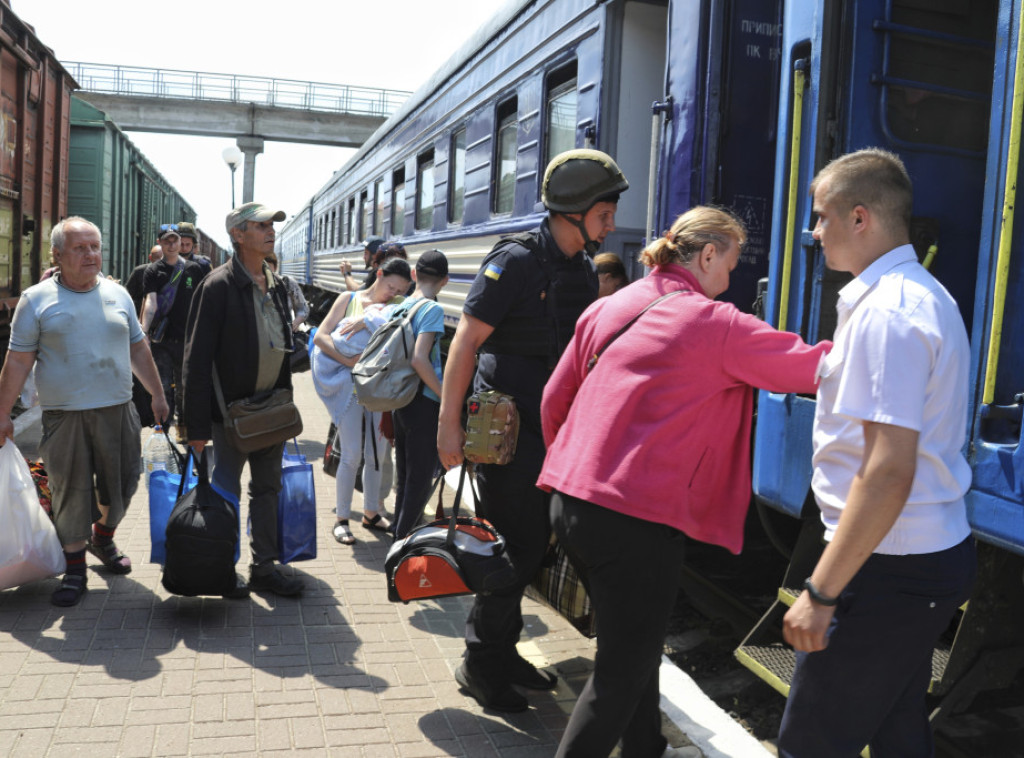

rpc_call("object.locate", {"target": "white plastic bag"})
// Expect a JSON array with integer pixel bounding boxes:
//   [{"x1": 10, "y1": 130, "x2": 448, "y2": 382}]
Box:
[
  {"x1": 0, "y1": 441, "x2": 65, "y2": 590},
  {"x1": 19, "y1": 366, "x2": 38, "y2": 409}
]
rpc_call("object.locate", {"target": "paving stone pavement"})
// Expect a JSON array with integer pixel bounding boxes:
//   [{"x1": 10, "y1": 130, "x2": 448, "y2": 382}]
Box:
[{"x1": 0, "y1": 370, "x2": 693, "y2": 757}]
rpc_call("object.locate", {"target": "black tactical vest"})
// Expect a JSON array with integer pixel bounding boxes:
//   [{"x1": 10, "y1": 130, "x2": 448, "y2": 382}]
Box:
[{"x1": 481, "y1": 232, "x2": 597, "y2": 368}]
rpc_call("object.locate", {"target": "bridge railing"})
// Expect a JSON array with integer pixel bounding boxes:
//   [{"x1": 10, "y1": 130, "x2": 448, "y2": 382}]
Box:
[{"x1": 62, "y1": 62, "x2": 412, "y2": 117}]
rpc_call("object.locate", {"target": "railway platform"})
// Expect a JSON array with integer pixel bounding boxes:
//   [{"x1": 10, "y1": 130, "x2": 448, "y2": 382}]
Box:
[{"x1": 0, "y1": 371, "x2": 771, "y2": 758}]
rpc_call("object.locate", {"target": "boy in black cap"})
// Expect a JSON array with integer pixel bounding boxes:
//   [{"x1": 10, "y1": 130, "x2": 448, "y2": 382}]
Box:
[
  {"x1": 141, "y1": 224, "x2": 206, "y2": 439},
  {"x1": 391, "y1": 249, "x2": 450, "y2": 539}
]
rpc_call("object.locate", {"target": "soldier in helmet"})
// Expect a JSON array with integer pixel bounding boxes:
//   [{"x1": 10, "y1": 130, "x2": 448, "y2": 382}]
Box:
[{"x1": 437, "y1": 149, "x2": 628, "y2": 712}]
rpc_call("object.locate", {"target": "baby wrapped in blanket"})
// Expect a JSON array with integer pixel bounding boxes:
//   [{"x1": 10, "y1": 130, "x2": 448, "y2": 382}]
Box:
[{"x1": 311, "y1": 303, "x2": 395, "y2": 418}]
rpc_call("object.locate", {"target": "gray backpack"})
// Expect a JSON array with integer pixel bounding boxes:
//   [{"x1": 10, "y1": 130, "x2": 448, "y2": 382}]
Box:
[{"x1": 352, "y1": 299, "x2": 432, "y2": 412}]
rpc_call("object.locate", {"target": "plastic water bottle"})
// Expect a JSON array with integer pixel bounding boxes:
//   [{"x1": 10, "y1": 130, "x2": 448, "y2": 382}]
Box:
[{"x1": 143, "y1": 425, "x2": 173, "y2": 489}]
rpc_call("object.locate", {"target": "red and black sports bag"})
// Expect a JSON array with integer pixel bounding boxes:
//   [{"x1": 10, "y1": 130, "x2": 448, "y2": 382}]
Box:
[{"x1": 384, "y1": 466, "x2": 516, "y2": 603}]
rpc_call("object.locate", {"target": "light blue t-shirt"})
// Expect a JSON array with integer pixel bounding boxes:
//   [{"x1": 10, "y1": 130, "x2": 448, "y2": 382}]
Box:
[
  {"x1": 398, "y1": 296, "x2": 445, "y2": 402},
  {"x1": 9, "y1": 276, "x2": 144, "y2": 411}
]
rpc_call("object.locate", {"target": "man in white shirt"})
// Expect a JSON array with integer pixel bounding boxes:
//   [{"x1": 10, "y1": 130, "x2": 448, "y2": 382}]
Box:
[{"x1": 779, "y1": 148, "x2": 976, "y2": 757}]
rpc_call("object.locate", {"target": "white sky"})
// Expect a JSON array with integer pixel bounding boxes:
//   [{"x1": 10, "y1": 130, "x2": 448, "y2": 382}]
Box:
[{"x1": 23, "y1": 0, "x2": 501, "y2": 248}]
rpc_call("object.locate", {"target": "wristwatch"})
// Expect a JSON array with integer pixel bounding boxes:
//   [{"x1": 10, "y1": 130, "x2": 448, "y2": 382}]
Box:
[{"x1": 803, "y1": 577, "x2": 839, "y2": 606}]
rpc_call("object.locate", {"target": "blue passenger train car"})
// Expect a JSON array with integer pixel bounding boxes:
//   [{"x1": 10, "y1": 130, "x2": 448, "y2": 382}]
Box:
[
  {"x1": 738, "y1": 0, "x2": 1024, "y2": 744},
  {"x1": 278, "y1": 0, "x2": 785, "y2": 323}
]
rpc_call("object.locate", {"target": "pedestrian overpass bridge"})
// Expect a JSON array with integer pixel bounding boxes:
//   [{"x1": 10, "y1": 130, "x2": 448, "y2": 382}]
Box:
[{"x1": 63, "y1": 62, "x2": 412, "y2": 201}]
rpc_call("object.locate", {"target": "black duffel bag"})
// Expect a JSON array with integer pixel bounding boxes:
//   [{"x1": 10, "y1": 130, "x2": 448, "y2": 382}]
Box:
[
  {"x1": 290, "y1": 330, "x2": 311, "y2": 373},
  {"x1": 162, "y1": 450, "x2": 240, "y2": 597}
]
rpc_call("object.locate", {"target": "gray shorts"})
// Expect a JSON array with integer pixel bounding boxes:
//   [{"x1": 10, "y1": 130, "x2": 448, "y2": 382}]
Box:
[{"x1": 40, "y1": 401, "x2": 142, "y2": 545}]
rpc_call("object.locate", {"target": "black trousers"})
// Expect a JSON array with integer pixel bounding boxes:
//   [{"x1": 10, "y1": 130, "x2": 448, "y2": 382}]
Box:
[
  {"x1": 393, "y1": 391, "x2": 442, "y2": 539},
  {"x1": 150, "y1": 339, "x2": 184, "y2": 429},
  {"x1": 463, "y1": 428, "x2": 550, "y2": 679},
  {"x1": 551, "y1": 491, "x2": 686, "y2": 758},
  {"x1": 779, "y1": 537, "x2": 976, "y2": 758}
]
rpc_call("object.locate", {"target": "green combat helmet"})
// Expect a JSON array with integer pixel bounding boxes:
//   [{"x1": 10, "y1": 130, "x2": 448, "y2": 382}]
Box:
[{"x1": 541, "y1": 149, "x2": 628, "y2": 254}]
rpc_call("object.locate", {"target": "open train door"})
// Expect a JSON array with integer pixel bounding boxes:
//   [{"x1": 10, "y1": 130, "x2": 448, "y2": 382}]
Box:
[
  {"x1": 657, "y1": 0, "x2": 784, "y2": 313},
  {"x1": 738, "y1": 1, "x2": 1024, "y2": 749}
]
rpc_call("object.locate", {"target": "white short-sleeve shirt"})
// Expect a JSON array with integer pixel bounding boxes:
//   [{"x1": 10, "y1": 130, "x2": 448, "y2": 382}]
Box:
[{"x1": 811, "y1": 245, "x2": 972, "y2": 555}]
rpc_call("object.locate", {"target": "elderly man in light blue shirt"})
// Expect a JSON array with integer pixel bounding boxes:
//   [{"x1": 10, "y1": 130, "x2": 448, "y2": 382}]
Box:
[{"x1": 0, "y1": 217, "x2": 167, "y2": 607}]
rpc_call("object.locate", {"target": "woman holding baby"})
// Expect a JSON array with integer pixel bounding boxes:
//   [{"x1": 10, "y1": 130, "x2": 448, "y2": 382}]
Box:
[{"x1": 312, "y1": 257, "x2": 412, "y2": 544}]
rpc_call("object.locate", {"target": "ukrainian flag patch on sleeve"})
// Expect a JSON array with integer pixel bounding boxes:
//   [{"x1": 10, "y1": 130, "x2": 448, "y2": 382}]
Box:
[{"x1": 484, "y1": 263, "x2": 503, "y2": 281}]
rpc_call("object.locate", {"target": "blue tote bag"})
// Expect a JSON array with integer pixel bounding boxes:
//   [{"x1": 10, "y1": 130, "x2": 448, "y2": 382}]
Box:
[
  {"x1": 149, "y1": 449, "x2": 199, "y2": 564},
  {"x1": 278, "y1": 439, "x2": 317, "y2": 563}
]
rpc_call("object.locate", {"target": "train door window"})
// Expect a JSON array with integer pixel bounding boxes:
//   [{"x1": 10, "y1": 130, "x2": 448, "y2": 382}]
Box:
[
  {"x1": 545, "y1": 62, "x2": 578, "y2": 167},
  {"x1": 392, "y1": 168, "x2": 406, "y2": 237},
  {"x1": 493, "y1": 97, "x2": 518, "y2": 215},
  {"x1": 449, "y1": 127, "x2": 466, "y2": 224},
  {"x1": 348, "y1": 197, "x2": 357, "y2": 245},
  {"x1": 881, "y1": 1, "x2": 996, "y2": 152},
  {"x1": 373, "y1": 178, "x2": 384, "y2": 236},
  {"x1": 417, "y1": 150, "x2": 435, "y2": 230}
]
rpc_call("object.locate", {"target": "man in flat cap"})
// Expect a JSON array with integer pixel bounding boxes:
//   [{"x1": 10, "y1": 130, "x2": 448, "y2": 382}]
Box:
[{"x1": 183, "y1": 202, "x2": 303, "y2": 597}]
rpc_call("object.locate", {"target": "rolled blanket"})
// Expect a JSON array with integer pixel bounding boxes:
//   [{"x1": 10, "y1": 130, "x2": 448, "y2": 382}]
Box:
[{"x1": 311, "y1": 304, "x2": 391, "y2": 400}]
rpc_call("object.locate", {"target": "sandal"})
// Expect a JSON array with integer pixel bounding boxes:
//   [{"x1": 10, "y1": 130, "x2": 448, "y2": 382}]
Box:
[
  {"x1": 362, "y1": 513, "x2": 393, "y2": 534},
  {"x1": 86, "y1": 539, "x2": 132, "y2": 575},
  {"x1": 333, "y1": 520, "x2": 356, "y2": 545},
  {"x1": 51, "y1": 574, "x2": 87, "y2": 607}
]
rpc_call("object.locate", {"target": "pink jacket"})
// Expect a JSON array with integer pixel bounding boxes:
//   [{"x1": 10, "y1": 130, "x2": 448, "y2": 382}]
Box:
[{"x1": 538, "y1": 264, "x2": 830, "y2": 554}]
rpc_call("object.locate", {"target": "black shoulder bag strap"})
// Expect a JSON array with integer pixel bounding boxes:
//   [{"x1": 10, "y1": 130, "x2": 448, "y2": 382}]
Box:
[{"x1": 584, "y1": 290, "x2": 686, "y2": 374}]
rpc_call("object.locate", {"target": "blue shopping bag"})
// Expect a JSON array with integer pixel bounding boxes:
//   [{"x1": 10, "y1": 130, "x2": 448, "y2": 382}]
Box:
[
  {"x1": 149, "y1": 450, "x2": 199, "y2": 564},
  {"x1": 279, "y1": 439, "x2": 317, "y2": 563}
]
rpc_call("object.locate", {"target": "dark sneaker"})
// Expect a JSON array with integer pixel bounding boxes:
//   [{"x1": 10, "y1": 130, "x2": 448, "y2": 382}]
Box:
[
  {"x1": 222, "y1": 573, "x2": 251, "y2": 600},
  {"x1": 249, "y1": 569, "x2": 303, "y2": 597},
  {"x1": 454, "y1": 662, "x2": 528, "y2": 713},
  {"x1": 507, "y1": 654, "x2": 558, "y2": 690}
]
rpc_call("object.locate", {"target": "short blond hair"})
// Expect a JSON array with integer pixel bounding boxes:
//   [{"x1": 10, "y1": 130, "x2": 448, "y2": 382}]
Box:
[
  {"x1": 810, "y1": 148, "x2": 912, "y2": 236},
  {"x1": 640, "y1": 206, "x2": 746, "y2": 268}
]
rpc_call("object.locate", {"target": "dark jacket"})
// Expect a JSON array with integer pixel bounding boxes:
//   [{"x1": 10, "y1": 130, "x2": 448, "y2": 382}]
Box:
[{"x1": 183, "y1": 255, "x2": 293, "y2": 441}]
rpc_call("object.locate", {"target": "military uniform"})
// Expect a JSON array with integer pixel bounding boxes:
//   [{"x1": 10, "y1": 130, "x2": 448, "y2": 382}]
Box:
[{"x1": 461, "y1": 218, "x2": 597, "y2": 683}]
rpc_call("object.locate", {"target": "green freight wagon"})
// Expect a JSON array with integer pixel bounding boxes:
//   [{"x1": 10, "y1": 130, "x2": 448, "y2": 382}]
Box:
[{"x1": 68, "y1": 97, "x2": 197, "y2": 282}]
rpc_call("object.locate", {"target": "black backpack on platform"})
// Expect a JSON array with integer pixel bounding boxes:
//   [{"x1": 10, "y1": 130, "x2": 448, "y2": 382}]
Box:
[{"x1": 162, "y1": 450, "x2": 240, "y2": 597}]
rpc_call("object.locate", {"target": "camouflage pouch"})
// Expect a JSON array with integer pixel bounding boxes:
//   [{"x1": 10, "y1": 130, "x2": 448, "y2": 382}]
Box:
[{"x1": 463, "y1": 391, "x2": 519, "y2": 466}]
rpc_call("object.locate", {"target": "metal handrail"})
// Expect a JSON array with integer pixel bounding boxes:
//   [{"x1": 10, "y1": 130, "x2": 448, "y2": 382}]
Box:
[{"x1": 62, "y1": 62, "x2": 412, "y2": 118}]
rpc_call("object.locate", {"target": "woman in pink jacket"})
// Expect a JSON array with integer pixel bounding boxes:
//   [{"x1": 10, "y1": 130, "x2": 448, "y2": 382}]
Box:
[{"x1": 539, "y1": 206, "x2": 830, "y2": 758}]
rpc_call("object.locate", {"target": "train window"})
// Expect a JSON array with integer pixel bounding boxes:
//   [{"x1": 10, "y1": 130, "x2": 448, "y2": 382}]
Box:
[
  {"x1": 358, "y1": 191, "x2": 368, "y2": 241},
  {"x1": 331, "y1": 209, "x2": 338, "y2": 248},
  {"x1": 449, "y1": 127, "x2": 466, "y2": 224},
  {"x1": 373, "y1": 179, "x2": 384, "y2": 236},
  {"x1": 392, "y1": 168, "x2": 406, "y2": 237},
  {"x1": 545, "y1": 62, "x2": 578, "y2": 167},
  {"x1": 417, "y1": 150, "x2": 435, "y2": 230},
  {"x1": 494, "y1": 97, "x2": 518, "y2": 215},
  {"x1": 348, "y1": 197, "x2": 357, "y2": 245}
]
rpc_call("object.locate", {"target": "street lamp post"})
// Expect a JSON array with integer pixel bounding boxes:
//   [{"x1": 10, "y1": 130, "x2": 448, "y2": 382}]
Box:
[{"x1": 222, "y1": 146, "x2": 243, "y2": 209}]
